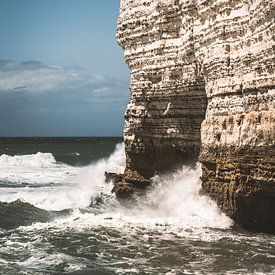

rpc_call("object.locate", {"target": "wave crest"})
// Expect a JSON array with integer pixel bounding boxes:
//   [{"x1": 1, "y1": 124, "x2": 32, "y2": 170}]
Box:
[
  {"x1": 0, "y1": 144, "x2": 232, "y2": 230},
  {"x1": 0, "y1": 152, "x2": 56, "y2": 168},
  {"x1": 0, "y1": 152, "x2": 78, "y2": 185},
  {"x1": 0, "y1": 143, "x2": 125, "y2": 210}
]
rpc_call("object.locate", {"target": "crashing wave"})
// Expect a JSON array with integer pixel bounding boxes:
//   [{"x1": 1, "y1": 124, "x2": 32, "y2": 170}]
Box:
[
  {"x1": 0, "y1": 152, "x2": 79, "y2": 185},
  {"x1": 0, "y1": 152, "x2": 57, "y2": 168}
]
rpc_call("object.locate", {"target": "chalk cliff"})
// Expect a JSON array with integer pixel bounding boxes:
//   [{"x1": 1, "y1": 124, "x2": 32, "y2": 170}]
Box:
[{"x1": 116, "y1": 0, "x2": 275, "y2": 232}]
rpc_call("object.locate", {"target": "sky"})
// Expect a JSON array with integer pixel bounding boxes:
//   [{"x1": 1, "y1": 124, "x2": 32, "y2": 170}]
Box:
[{"x1": 0, "y1": 0, "x2": 130, "y2": 136}]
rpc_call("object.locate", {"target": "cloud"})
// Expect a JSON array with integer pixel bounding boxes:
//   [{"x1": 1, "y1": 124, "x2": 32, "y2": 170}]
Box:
[
  {"x1": 0, "y1": 60, "x2": 125, "y2": 94},
  {"x1": 0, "y1": 59, "x2": 130, "y2": 136},
  {"x1": 0, "y1": 59, "x2": 129, "y2": 106}
]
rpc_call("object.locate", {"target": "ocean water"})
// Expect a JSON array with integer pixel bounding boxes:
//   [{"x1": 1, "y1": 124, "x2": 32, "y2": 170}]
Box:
[{"x1": 0, "y1": 138, "x2": 274, "y2": 275}]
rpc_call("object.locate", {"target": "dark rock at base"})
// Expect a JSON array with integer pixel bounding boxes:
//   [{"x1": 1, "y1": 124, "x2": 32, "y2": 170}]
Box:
[
  {"x1": 124, "y1": 149, "x2": 200, "y2": 188},
  {"x1": 200, "y1": 145, "x2": 275, "y2": 234},
  {"x1": 111, "y1": 182, "x2": 139, "y2": 199},
  {"x1": 105, "y1": 171, "x2": 151, "y2": 200},
  {"x1": 111, "y1": 178, "x2": 151, "y2": 200}
]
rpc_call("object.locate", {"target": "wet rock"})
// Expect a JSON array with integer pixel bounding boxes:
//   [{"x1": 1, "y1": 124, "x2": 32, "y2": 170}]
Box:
[
  {"x1": 111, "y1": 182, "x2": 138, "y2": 199},
  {"x1": 200, "y1": 146, "x2": 275, "y2": 233},
  {"x1": 111, "y1": 179, "x2": 151, "y2": 200}
]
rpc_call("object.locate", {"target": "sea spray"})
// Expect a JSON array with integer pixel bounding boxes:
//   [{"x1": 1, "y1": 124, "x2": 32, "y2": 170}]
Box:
[
  {"x1": 0, "y1": 152, "x2": 56, "y2": 168},
  {"x1": 0, "y1": 143, "x2": 232, "y2": 228},
  {"x1": 0, "y1": 143, "x2": 125, "y2": 211},
  {"x1": 0, "y1": 152, "x2": 79, "y2": 184},
  {"x1": 3, "y1": 143, "x2": 232, "y2": 231},
  {"x1": 128, "y1": 165, "x2": 232, "y2": 229},
  {"x1": 1, "y1": 139, "x2": 273, "y2": 275}
]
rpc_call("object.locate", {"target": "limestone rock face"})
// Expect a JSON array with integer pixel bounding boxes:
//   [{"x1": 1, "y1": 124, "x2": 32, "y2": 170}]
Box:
[
  {"x1": 117, "y1": 0, "x2": 208, "y2": 184},
  {"x1": 117, "y1": 0, "x2": 275, "y2": 232}
]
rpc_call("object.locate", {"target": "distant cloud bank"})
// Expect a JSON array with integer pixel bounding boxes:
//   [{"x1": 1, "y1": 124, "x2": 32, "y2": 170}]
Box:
[{"x1": 0, "y1": 60, "x2": 129, "y2": 136}]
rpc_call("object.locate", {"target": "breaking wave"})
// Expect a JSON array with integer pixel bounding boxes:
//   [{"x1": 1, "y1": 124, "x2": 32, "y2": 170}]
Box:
[
  {"x1": 0, "y1": 143, "x2": 125, "y2": 211},
  {"x1": 0, "y1": 152, "x2": 57, "y2": 168},
  {"x1": 2, "y1": 143, "x2": 274, "y2": 275},
  {"x1": 0, "y1": 152, "x2": 79, "y2": 185},
  {"x1": 0, "y1": 143, "x2": 232, "y2": 231}
]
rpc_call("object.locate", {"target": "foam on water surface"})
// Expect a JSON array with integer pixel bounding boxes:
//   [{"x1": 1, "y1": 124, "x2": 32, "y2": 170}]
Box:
[
  {"x1": 1, "y1": 142, "x2": 274, "y2": 275},
  {"x1": 0, "y1": 143, "x2": 232, "y2": 230},
  {"x1": 0, "y1": 144, "x2": 125, "y2": 210},
  {"x1": 0, "y1": 152, "x2": 79, "y2": 185}
]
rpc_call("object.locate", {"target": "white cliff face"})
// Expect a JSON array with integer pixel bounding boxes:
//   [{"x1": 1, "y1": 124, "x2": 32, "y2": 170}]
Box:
[
  {"x1": 193, "y1": 0, "x2": 275, "y2": 148},
  {"x1": 117, "y1": 0, "x2": 275, "y2": 231},
  {"x1": 117, "y1": 0, "x2": 207, "y2": 182}
]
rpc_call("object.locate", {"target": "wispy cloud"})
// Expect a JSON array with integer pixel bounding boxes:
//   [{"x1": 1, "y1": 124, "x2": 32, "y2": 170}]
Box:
[{"x1": 0, "y1": 60, "x2": 125, "y2": 94}]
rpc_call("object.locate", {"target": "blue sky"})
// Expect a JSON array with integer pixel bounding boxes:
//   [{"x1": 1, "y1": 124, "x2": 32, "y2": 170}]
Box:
[{"x1": 0, "y1": 0, "x2": 130, "y2": 136}]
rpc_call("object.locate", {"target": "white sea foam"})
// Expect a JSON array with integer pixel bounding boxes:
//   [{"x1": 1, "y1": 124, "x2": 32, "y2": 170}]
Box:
[
  {"x1": 140, "y1": 165, "x2": 231, "y2": 229},
  {"x1": 0, "y1": 152, "x2": 79, "y2": 184},
  {"x1": 0, "y1": 143, "x2": 232, "y2": 230},
  {"x1": 18, "y1": 251, "x2": 86, "y2": 272},
  {"x1": 1, "y1": 234, "x2": 86, "y2": 272},
  {"x1": 0, "y1": 143, "x2": 125, "y2": 211},
  {"x1": 0, "y1": 152, "x2": 56, "y2": 168}
]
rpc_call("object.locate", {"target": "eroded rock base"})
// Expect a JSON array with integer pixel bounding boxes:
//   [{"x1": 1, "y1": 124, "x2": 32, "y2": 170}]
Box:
[
  {"x1": 200, "y1": 146, "x2": 275, "y2": 233},
  {"x1": 105, "y1": 171, "x2": 150, "y2": 200}
]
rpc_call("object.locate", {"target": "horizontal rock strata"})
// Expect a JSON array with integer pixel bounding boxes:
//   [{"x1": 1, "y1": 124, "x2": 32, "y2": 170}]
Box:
[
  {"x1": 117, "y1": 0, "x2": 208, "y2": 186},
  {"x1": 195, "y1": 0, "x2": 275, "y2": 232},
  {"x1": 117, "y1": 0, "x2": 275, "y2": 232}
]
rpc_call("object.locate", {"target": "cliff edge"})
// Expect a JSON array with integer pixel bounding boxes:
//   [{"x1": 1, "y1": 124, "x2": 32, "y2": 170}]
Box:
[{"x1": 116, "y1": 0, "x2": 275, "y2": 232}]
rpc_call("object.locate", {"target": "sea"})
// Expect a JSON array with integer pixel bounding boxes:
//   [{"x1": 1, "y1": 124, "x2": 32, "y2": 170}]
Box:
[{"x1": 0, "y1": 137, "x2": 274, "y2": 275}]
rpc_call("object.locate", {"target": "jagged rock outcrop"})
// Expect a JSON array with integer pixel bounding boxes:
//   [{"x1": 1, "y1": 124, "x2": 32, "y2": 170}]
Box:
[{"x1": 116, "y1": 0, "x2": 275, "y2": 232}]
